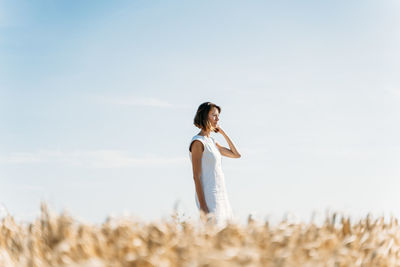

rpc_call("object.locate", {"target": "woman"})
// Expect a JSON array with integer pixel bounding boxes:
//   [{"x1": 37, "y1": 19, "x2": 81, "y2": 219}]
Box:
[{"x1": 188, "y1": 102, "x2": 241, "y2": 228}]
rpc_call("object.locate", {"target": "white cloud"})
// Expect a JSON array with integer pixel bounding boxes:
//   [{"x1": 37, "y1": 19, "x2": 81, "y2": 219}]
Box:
[
  {"x1": 383, "y1": 86, "x2": 400, "y2": 98},
  {"x1": 390, "y1": 88, "x2": 400, "y2": 97},
  {"x1": 96, "y1": 95, "x2": 191, "y2": 109},
  {"x1": 0, "y1": 150, "x2": 188, "y2": 168},
  {"x1": 113, "y1": 96, "x2": 173, "y2": 107}
]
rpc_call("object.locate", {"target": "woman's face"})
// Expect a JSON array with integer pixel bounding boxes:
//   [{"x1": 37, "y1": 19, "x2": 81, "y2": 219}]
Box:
[{"x1": 208, "y1": 107, "x2": 219, "y2": 128}]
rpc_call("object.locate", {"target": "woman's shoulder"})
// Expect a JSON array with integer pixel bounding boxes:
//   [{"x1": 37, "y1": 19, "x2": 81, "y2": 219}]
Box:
[{"x1": 189, "y1": 135, "x2": 206, "y2": 152}]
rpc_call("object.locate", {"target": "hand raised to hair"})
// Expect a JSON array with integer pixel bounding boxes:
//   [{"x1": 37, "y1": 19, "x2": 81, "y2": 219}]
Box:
[{"x1": 214, "y1": 124, "x2": 225, "y2": 135}]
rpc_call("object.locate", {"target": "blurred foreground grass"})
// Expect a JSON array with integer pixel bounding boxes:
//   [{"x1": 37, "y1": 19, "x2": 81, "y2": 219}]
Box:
[{"x1": 1, "y1": 204, "x2": 400, "y2": 266}]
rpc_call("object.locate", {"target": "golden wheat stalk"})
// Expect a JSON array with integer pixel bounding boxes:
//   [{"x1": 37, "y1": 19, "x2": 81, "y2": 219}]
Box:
[{"x1": 1, "y1": 203, "x2": 399, "y2": 267}]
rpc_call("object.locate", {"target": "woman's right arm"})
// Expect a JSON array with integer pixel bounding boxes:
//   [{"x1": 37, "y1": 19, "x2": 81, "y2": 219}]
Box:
[{"x1": 191, "y1": 140, "x2": 209, "y2": 213}]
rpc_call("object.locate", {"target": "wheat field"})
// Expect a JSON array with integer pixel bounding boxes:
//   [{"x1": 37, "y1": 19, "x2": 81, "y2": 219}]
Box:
[{"x1": 1, "y1": 204, "x2": 399, "y2": 267}]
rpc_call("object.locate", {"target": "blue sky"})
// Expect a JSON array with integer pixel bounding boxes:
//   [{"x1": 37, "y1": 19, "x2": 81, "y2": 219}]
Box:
[{"x1": 1, "y1": 0, "x2": 399, "y2": 224}]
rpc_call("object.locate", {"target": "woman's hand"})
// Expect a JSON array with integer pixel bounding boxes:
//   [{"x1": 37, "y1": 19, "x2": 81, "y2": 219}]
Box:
[
  {"x1": 214, "y1": 124, "x2": 241, "y2": 158},
  {"x1": 214, "y1": 124, "x2": 225, "y2": 135},
  {"x1": 200, "y1": 205, "x2": 209, "y2": 214}
]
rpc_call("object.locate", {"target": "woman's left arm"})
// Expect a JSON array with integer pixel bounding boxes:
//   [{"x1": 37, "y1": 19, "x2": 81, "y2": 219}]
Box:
[{"x1": 214, "y1": 126, "x2": 241, "y2": 158}]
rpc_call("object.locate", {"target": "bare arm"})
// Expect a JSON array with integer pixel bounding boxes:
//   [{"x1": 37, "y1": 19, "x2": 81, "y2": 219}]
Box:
[
  {"x1": 215, "y1": 126, "x2": 241, "y2": 158},
  {"x1": 190, "y1": 140, "x2": 209, "y2": 213}
]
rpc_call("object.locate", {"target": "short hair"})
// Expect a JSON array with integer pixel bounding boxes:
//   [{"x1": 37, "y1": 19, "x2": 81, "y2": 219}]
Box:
[{"x1": 193, "y1": 102, "x2": 221, "y2": 133}]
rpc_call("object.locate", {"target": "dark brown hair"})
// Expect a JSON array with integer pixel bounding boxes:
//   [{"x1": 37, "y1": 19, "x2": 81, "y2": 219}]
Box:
[{"x1": 193, "y1": 102, "x2": 221, "y2": 133}]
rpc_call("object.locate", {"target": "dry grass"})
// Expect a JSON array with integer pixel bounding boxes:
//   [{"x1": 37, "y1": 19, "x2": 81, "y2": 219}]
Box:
[{"x1": 1, "y1": 204, "x2": 400, "y2": 266}]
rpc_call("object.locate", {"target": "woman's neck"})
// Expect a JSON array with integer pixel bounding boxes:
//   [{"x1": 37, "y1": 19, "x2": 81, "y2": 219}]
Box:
[{"x1": 199, "y1": 130, "x2": 211, "y2": 137}]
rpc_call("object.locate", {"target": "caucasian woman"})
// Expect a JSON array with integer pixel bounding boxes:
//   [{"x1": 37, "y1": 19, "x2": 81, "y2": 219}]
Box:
[{"x1": 189, "y1": 102, "x2": 241, "y2": 227}]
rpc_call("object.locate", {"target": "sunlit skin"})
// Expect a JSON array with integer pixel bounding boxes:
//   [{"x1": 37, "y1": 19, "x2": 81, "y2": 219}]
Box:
[{"x1": 191, "y1": 107, "x2": 241, "y2": 214}]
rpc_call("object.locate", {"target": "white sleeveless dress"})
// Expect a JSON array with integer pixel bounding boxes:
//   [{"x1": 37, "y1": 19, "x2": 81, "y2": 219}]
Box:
[{"x1": 189, "y1": 134, "x2": 234, "y2": 228}]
